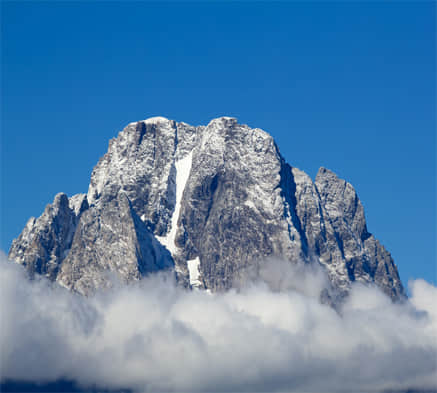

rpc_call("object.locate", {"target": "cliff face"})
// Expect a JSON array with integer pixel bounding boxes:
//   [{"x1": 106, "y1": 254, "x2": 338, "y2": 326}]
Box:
[{"x1": 9, "y1": 116, "x2": 404, "y2": 299}]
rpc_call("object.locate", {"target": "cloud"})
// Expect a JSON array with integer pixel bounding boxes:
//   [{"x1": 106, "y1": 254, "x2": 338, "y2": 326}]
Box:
[{"x1": 0, "y1": 252, "x2": 436, "y2": 393}]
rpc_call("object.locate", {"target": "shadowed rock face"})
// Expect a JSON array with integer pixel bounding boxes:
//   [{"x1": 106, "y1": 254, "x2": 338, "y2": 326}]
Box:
[{"x1": 9, "y1": 116, "x2": 405, "y2": 300}]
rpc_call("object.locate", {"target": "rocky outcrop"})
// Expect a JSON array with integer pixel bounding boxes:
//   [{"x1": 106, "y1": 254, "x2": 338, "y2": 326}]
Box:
[
  {"x1": 57, "y1": 192, "x2": 173, "y2": 295},
  {"x1": 8, "y1": 116, "x2": 405, "y2": 300},
  {"x1": 9, "y1": 193, "x2": 88, "y2": 280}
]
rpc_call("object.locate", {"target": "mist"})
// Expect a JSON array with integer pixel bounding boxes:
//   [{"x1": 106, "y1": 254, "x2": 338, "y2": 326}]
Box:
[{"x1": 1, "y1": 252, "x2": 436, "y2": 393}]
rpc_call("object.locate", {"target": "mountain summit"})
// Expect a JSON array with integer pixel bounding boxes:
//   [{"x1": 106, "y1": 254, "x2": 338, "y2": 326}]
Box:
[{"x1": 9, "y1": 116, "x2": 404, "y2": 300}]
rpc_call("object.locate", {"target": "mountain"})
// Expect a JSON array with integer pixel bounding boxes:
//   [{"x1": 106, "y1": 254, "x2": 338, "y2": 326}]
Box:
[{"x1": 9, "y1": 116, "x2": 405, "y2": 300}]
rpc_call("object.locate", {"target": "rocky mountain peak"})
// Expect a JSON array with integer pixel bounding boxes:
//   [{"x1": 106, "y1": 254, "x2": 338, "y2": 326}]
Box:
[
  {"x1": 53, "y1": 192, "x2": 69, "y2": 208},
  {"x1": 9, "y1": 116, "x2": 405, "y2": 300},
  {"x1": 206, "y1": 116, "x2": 238, "y2": 128}
]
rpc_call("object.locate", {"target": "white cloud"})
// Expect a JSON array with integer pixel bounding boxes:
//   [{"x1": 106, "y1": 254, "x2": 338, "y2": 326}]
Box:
[{"x1": 0, "y1": 252, "x2": 436, "y2": 393}]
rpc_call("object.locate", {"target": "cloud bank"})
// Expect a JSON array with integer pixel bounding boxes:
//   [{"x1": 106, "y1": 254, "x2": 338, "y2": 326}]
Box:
[{"x1": 1, "y1": 252, "x2": 436, "y2": 393}]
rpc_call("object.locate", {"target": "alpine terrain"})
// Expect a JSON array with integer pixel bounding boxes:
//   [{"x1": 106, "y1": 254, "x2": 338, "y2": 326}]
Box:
[{"x1": 9, "y1": 116, "x2": 405, "y2": 301}]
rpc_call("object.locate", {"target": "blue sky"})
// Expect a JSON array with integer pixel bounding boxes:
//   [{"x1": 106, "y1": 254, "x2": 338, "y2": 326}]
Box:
[{"x1": 1, "y1": 2, "x2": 435, "y2": 286}]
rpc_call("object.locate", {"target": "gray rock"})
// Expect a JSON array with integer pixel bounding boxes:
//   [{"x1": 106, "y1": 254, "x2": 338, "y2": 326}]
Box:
[
  {"x1": 8, "y1": 116, "x2": 405, "y2": 300},
  {"x1": 87, "y1": 117, "x2": 201, "y2": 236},
  {"x1": 57, "y1": 192, "x2": 173, "y2": 295},
  {"x1": 176, "y1": 117, "x2": 304, "y2": 291},
  {"x1": 314, "y1": 167, "x2": 404, "y2": 299},
  {"x1": 9, "y1": 193, "x2": 88, "y2": 280}
]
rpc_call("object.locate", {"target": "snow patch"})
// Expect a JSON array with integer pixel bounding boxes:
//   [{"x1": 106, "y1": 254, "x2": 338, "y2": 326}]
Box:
[
  {"x1": 187, "y1": 257, "x2": 202, "y2": 287},
  {"x1": 244, "y1": 200, "x2": 257, "y2": 210},
  {"x1": 128, "y1": 117, "x2": 170, "y2": 127},
  {"x1": 143, "y1": 116, "x2": 169, "y2": 124},
  {"x1": 156, "y1": 151, "x2": 193, "y2": 256}
]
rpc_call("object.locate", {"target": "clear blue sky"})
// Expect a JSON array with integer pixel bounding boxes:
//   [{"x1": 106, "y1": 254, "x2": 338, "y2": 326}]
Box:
[{"x1": 1, "y1": 2, "x2": 435, "y2": 286}]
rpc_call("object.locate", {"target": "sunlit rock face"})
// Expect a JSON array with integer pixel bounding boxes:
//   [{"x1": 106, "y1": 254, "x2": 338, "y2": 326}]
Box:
[{"x1": 9, "y1": 116, "x2": 404, "y2": 300}]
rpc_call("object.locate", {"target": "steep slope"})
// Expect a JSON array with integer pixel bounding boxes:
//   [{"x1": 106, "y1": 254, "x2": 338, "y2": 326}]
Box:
[
  {"x1": 8, "y1": 116, "x2": 405, "y2": 299},
  {"x1": 57, "y1": 192, "x2": 173, "y2": 295},
  {"x1": 9, "y1": 193, "x2": 88, "y2": 280}
]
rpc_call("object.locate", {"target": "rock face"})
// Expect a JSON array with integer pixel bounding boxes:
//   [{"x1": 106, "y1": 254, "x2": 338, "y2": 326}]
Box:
[
  {"x1": 9, "y1": 193, "x2": 88, "y2": 281},
  {"x1": 9, "y1": 116, "x2": 405, "y2": 299},
  {"x1": 56, "y1": 192, "x2": 173, "y2": 295}
]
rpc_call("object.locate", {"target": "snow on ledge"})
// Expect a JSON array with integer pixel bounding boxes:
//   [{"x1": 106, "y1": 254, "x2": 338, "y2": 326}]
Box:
[{"x1": 187, "y1": 257, "x2": 202, "y2": 288}]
